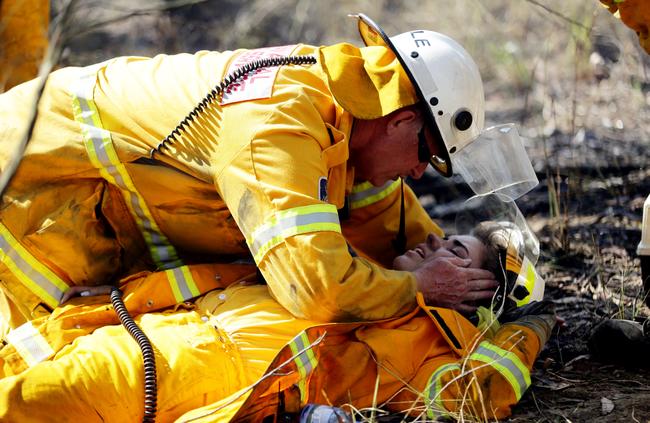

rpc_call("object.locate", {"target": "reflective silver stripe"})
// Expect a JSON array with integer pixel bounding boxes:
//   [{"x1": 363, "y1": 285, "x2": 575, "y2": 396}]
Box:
[
  {"x1": 288, "y1": 331, "x2": 318, "y2": 403},
  {"x1": 6, "y1": 321, "x2": 55, "y2": 367},
  {"x1": 289, "y1": 331, "x2": 317, "y2": 377},
  {"x1": 70, "y1": 66, "x2": 180, "y2": 269},
  {"x1": 425, "y1": 363, "x2": 460, "y2": 419},
  {"x1": 470, "y1": 341, "x2": 531, "y2": 400},
  {"x1": 172, "y1": 267, "x2": 193, "y2": 301},
  {"x1": 348, "y1": 179, "x2": 400, "y2": 209},
  {"x1": 166, "y1": 266, "x2": 200, "y2": 303},
  {"x1": 248, "y1": 204, "x2": 341, "y2": 262},
  {"x1": 0, "y1": 222, "x2": 68, "y2": 308}
]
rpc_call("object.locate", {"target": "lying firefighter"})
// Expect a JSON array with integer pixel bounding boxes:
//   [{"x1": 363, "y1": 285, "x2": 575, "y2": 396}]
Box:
[{"x1": 0, "y1": 219, "x2": 553, "y2": 422}]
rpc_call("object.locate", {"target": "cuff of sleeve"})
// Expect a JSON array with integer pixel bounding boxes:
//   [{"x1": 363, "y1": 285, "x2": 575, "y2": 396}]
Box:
[{"x1": 508, "y1": 314, "x2": 556, "y2": 346}]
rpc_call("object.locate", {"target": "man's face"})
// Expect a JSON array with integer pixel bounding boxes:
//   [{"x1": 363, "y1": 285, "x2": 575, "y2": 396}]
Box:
[
  {"x1": 393, "y1": 233, "x2": 487, "y2": 271},
  {"x1": 350, "y1": 113, "x2": 437, "y2": 187}
]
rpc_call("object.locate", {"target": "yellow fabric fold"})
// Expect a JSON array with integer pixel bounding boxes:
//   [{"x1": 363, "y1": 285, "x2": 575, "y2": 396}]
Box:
[{"x1": 320, "y1": 43, "x2": 418, "y2": 119}]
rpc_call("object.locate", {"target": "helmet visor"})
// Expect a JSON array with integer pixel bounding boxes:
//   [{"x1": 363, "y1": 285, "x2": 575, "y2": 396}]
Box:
[
  {"x1": 452, "y1": 123, "x2": 538, "y2": 201},
  {"x1": 455, "y1": 194, "x2": 545, "y2": 310}
]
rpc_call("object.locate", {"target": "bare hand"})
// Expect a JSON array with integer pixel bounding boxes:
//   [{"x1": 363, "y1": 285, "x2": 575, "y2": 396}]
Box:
[
  {"x1": 60, "y1": 285, "x2": 114, "y2": 304},
  {"x1": 413, "y1": 256, "x2": 498, "y2": 315}
]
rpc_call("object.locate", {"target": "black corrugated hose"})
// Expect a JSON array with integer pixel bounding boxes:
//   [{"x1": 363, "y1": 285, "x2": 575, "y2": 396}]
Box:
[{"x1": 109, "y1": 287, "x2": 157, "y2": 423}]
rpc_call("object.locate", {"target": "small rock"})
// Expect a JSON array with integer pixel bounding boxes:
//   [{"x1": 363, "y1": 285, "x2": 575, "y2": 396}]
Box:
[
  {"x1": 588, "y1": 319, "x2": 650, "y2": 368},
  {"x1": 601, "y1": 397, "x2": 614, "y2": 415}
]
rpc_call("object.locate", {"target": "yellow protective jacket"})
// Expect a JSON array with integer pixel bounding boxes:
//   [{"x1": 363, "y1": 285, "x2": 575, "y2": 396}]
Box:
[
  {"x1": 0, "y1": 284, "x2": 547, "y2": 422},
  {"x1": 0, "y1": 43, "x2": 441, "y2": 328}
]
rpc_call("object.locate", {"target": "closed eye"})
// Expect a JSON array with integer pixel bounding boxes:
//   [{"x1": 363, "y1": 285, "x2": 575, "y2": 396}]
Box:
[
  {"x1": 451, "y1": 248, "x2": 467, "y2": 258},
  {"x1": 452, "y1": 239, "x2": 469, "y2": 258}
]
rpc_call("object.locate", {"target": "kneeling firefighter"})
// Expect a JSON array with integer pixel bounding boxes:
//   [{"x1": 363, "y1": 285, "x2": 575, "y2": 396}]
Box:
[{"x1": 0, "y1": 12, "x2": 538, "y2": 334}]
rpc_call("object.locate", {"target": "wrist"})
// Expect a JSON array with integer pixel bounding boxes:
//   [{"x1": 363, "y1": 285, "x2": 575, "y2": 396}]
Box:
[{"x1": 507, "y1": 314, "x2": 556, "y2": 346}]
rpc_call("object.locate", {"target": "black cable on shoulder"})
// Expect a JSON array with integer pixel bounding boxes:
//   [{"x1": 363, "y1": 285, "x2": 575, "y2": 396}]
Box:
[
  {"x1": 110, "y1": 287, "x2": 157, "y2": 423},
  {"x1": 151, "y1": 54, "x2": 317, "y2": 158}
]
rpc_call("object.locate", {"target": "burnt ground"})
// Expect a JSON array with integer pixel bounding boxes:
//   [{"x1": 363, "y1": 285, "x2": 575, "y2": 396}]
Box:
[
  {"x1": 411, "y1": 130, "x2": 650, "y2": 422},
  {"x1": 507, "y1": 166, "x2": 650, "y2": 423},
  {"x1": 511, "y1": 160, "x2": 650, "y2": 420}
]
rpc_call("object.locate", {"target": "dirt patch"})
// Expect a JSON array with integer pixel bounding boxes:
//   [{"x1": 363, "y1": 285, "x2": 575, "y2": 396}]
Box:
[{"x1": 512, "y1": 359, "x2": 650, "y2": 422}]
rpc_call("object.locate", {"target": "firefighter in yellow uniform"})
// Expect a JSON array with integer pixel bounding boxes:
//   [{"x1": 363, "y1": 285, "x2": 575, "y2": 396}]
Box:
[
  {"x1": 0, "y1": 286, "x2": 554, "y2": 422},
  {"x1": 0, "y1": 223, "x2": 554, "y2": 422},
  {"x1": 0, "y1": 15, "x2": 539, "y2": 331}
]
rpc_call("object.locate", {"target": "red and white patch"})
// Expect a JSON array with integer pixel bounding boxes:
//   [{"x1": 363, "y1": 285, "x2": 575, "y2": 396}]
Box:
[{"x1": 220, "y1": 45, "x2": 297, "y2": 105}]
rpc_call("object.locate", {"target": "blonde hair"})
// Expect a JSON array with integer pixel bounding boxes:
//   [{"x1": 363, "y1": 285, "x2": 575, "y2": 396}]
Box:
[
  {"x1": 471, "y1": 221, "x2": 509, "y2": 281},
  {"x1": 471, "y1": 221, "x2": 522, "y2": 310}
]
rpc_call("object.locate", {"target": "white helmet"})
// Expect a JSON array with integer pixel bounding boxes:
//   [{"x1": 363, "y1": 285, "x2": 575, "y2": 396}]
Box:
[{"x1": 351, "y1": 14, "x2": 538, "y2": 200}]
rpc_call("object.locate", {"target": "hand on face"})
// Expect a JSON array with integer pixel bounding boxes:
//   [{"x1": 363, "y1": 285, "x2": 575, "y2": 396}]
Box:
[
  {"x1": 395, "y1": 233, "x2": 498, "y2": 315},
  {"x1": 393, "y1": 232, "x2": 486, "y2": 271}
]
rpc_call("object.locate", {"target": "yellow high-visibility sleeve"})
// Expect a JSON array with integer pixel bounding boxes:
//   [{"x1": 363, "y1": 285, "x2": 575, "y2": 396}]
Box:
[
  {"x1": 394, "y1": 321, "x2": 542, "y2": 420},
  {"x1": 213, "y1": 66, "x2": 419, "y2": 321}
]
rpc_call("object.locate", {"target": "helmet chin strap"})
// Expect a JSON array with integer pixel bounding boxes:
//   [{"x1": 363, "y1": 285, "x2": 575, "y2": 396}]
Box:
[
  {"x1": 392, "y1": 178, "x2": 407, "y2": 255},
  {"x1": 431, "y1": 155, "x2": 446, "y2": 165}
]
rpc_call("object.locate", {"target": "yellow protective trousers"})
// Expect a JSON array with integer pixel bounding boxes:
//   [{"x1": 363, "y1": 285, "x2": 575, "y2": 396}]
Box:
[
  {"x1": 0, "y1": 263, "x2": 255, "y2": 377},
  {"x1": 0, "y1": 289, "x2": 545, "y2": 422},
  {"x1": 0, "y1": 285, "x2": 316, "y2": 422},
  {"x1": 0, "y1": 43, "x2": 440, "y2": 330}
]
